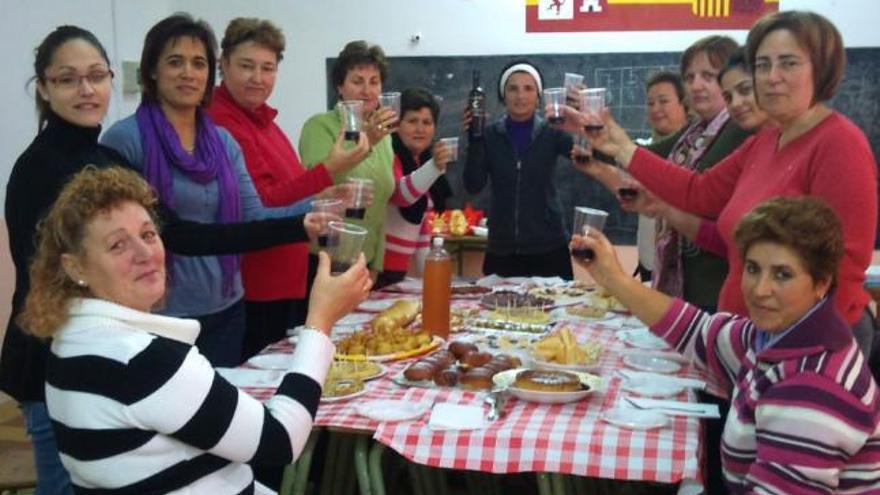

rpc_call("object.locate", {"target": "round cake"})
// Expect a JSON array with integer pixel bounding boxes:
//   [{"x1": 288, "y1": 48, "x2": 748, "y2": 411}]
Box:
[{"x1": 512, "y1": 370, "x2": 583, "y2": 393}]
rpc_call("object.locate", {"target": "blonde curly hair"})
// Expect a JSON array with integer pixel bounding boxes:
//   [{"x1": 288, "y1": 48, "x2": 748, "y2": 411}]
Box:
[{"x1": 19, "y1": 166, "x2": 160, "y2": 338}]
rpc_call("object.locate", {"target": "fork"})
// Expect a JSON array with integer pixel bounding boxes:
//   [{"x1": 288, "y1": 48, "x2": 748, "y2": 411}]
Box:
[
  {"x1": 484, "y1": 388, "x2": 509, "y2": 421},
  {"x1": 623, "y1": 396, "x2": 704, "y2": 414}
]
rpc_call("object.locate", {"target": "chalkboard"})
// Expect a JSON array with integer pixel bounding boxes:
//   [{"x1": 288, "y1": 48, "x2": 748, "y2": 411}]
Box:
[{"x1": 327, "y1": 48, "x2": 880, "y2": 246}]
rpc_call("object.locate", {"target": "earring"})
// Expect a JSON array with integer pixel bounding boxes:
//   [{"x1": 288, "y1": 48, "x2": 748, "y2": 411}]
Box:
[{"x1": 77, "y1": 279, "x2": 87, "y2": 287}]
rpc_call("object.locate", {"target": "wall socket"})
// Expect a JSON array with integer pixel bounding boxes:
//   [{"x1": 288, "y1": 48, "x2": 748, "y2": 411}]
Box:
[{"x1": 121, "y1": 60, "x2": 140, "y2": 95}]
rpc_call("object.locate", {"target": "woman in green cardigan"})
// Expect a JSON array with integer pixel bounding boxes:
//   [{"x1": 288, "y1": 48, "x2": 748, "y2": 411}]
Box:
[{"x1": 299, "y1": 40, "x2": 398, "y2": 272}]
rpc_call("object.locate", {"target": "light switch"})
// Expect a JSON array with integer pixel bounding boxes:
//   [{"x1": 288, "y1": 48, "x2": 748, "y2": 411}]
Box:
[{"x1": 122, "y1": 60, "x2": 140, "y2": 95}]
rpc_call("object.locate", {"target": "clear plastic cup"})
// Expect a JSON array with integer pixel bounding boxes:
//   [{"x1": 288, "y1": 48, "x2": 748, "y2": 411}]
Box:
[
  {"x1": 340, "y1": 100, "x2": 364, "y2": 141},
  {"x1": 580, "y1": 88, "x2": 607, "y2": 131},
  {"x1": 438, "y1": 137, "x2": 459, "y2": 163},
  {"x1": 571, "y1": 207, "x2": 609, "y2": 261},
  {"x1": 543, "y1": 87, "x2": 567, "y2": 124},
  {"x1": 327, "y1": 221, "x2": 368, "y2": 274},
  {"x1": 312, "y1": 199, "x2": 344, "y2": 247},
  {"x1": 345, "y1": 178, "x2": 373, "y2": 219}
]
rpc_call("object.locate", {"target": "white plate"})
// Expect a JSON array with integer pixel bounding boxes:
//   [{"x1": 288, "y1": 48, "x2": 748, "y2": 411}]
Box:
[
  {"x1": 357, "y1": 298, "x2": 408, "y2": 313},
  {"x1": 620, "y1": 376, "x2": 685, "y2": 398},
  {"x1": 600, "y1": 407, "x2": 669, "y2": 430},
  {"x1": 492, "y1": 368, "x2": 602, "y2": 404},
  {"x1": 387, "y1": 279, "x2": 423, "y2": 294},
  {"x1": 321, "y1": 388, "x2": 368, "y2": 403},
  {"x1": 531, "y1": 357, "x2": 598, "y2": 373},
  {"x1": 623, "y1": 354, "x2": 681, "y2": 374},
  {"x1": 616, "y1": 329, "x2": 670, "y2": 350},
  {"x1": 355, "y1": 399, "x2": 432, "y2": 422},
  {"x1": 247, "y1": 353, "x2": 292, "y2": 370},
  {"x1": 551, "y1": 306, "x2": 613, "y2": 322},
  {"x1": 336, "y1": 313, "x2": 374, "y2": 326}
]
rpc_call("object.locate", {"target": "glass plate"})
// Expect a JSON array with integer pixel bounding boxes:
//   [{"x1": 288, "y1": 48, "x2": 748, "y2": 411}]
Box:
[
  {"x1": 623, "y1": 354, "x2": 682, "y2": 374},
  {"x1": 600, "y1": 407, "x2": 669, "y2": 430},
  {"x1": 492, "y1": 368, "x2": 603, "y2": 404},
  {"x1": 355, "y1": 399, "x2": 432, "y2": 422}
]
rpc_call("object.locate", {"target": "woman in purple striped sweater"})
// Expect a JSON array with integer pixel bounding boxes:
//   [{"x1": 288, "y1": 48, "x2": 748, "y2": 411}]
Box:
[{"x1": 572, "y1": 196, "x2": 879, "y2": 494}]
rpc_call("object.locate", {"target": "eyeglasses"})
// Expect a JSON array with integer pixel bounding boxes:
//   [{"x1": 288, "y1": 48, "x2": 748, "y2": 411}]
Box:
[{"x1": 45, "y1": 69, "x2": 114, "y2": 90}]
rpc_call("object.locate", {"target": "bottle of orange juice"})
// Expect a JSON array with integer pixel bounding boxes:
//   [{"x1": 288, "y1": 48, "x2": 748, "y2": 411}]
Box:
[{"x1": 422, "y1": 237, "x2": 452, "y2": 339}]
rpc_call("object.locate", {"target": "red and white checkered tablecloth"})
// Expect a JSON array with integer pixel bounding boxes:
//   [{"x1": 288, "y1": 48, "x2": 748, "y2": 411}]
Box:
[{"x1": 241, "y1": 292, "x2": 710, "y2": 484}]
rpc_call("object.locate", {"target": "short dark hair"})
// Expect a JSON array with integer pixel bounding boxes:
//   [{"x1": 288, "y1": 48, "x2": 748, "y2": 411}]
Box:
[
  {"x1": 681, "y1": 35, "x2": 739, "y2": 75},
  {"x1": 139, "y1": 13, "x2": 218, "y2": 106},
  {"x1": 746, "y1": 10, "x2": 845, "y2": 103},
  {"x1": 331, "y1": 40, "x2": 387, "y2": 90},
  {"x1": 646, "y1": 70, "x2": 686, "y2": 105},
  {"x1": 220, "y1": 17, "x2": 285, "y2": 62},
  {"x1": 718, "y1": 49, "x2": 748, "y2": 83},
  {"x1": 400, "y1": 88, "x2": 440, "y2": 123},
  {"x1": 734, "y1": 196, "x2": 844, "y2": 287},
  {"x1": 33, "y1": 26, "x2": 111, "y2": 131}
]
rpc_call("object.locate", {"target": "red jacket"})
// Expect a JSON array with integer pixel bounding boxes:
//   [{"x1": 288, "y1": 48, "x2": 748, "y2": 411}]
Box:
[{"x1": 207, "y1": 83, "x2": 333, "y2": 300}]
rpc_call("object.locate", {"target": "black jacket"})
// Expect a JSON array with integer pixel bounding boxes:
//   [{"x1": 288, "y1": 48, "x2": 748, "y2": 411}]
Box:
[
  {"x1": 1, "y1": 113, "x2": 309, "y2": 401},
  {"x1": 463, "y1": 116, "x2": 573, "y2": 255}
]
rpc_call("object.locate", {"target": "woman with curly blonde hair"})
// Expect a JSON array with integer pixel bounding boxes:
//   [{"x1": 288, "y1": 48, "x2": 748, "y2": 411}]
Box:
[{"x1": 21, "y1": 166, "x2": 372, "y2": 493}]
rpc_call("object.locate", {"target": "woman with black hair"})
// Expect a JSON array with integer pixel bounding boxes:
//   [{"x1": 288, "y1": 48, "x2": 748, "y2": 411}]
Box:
[{"x1": 377, "y1": 88, "x2": 453, "y2": 287}]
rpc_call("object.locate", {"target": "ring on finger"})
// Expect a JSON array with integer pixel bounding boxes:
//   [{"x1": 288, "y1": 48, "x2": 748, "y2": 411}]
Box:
[{"x1": 376, "y1": 123, "x2": 385, "y2": 132}]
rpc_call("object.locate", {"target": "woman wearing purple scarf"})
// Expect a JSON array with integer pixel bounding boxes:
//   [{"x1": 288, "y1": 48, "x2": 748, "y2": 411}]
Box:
[{"x1": 102, "y1": 14, "x2": 367, "y2": 366}]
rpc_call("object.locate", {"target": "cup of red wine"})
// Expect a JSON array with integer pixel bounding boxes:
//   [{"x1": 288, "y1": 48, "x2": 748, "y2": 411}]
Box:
[
  {"x1": 579, "y1": 87, "x2": 606, "y2": 132},
  {"x1": 326, "y1": 221, "x2": 368, "y2": 275},
  {"x1": 571, "y1": 206, "x2": 609, "y2": 260},
  {"x1": 312, "y1": 198, "x2": 344, "y2": 247},
  {"x1": 542, "y1": 87, "x2": 567, "y2": 125},
  {"x1": 340, "y1": 100, "x2": 364, "y2": 141},
  {"x1": 618, "y1": 187, "x2": 639, "y2": 201},
  {"x1": 572, "y1": 134, "x2": 591, "y2": 164},
  {"x1": 345, "y1": 177, "x2": 373, "y2": 219}
]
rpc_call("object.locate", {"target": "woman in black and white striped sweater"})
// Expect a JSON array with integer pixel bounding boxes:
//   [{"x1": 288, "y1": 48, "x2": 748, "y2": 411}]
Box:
[{"x1": 18, "y1": 166, "x2": 373, "y2": 494}]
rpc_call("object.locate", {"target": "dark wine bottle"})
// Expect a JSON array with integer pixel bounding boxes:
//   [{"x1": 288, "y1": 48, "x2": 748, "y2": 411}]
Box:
[{"x1": 468, "y1": 70, "x2": 486, "y2": 139}]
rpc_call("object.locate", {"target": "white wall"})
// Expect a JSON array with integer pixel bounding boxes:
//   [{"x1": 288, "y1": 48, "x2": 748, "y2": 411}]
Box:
[{"x1": 0, "y1": 0, "x2": 877, "y2": 209}]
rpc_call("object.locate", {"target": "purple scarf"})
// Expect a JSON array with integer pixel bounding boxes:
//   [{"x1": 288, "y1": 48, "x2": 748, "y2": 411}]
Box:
[{"x1": 135, "y1": 101, "x2": 242, "y2": 297}]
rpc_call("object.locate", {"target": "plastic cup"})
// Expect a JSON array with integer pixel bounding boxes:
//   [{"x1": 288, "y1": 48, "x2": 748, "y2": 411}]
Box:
[
  {"x1": 580, "y1": 88, "x2": 607, "y2": 131},
  {"x1": 543, "y1": 87, "x2": 567, "y2": 124},
  {"x1": 572, "y1": 207, "x2": 609, "y2": 261},
  {"x1": 563, "y1": 72, "x2": 585, "y2": 89},
  {"x1": 438, "y1": 137, "x2": 459, "y2": 163},
  {"x1": 326, "y1": 221, "x2": 368, "y2": 274},
  {"x1": 345, "y1": 178, "x2": 373, "y2": 219},
  {"x1": 379, "y1": 92, "x2": 401, "y2": 116},
  {"x1": 312, "y1": 199, "x2": 344, "y2": 247},
  {"x1": 340, "y1": 100, "x2": 364, "y2": 141}
]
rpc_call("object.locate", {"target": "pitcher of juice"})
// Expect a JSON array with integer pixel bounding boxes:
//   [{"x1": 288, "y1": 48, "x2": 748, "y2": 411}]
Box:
[{"x1": 422, "y1": 236, "x2": 452, "y2": 339}]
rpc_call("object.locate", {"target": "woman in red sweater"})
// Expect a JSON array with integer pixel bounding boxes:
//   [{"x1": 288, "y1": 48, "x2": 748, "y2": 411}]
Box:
[
  {"x1": 579, "y1": 11, "x2": 877, "y2": 356},
  {"x1": 207, "y1": 18, "x2": 369, "y2": 358}
]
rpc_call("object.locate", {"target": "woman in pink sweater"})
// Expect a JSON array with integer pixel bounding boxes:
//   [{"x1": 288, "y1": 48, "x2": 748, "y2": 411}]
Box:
[{"x1": 578, "y1": 10, "x2": 877, "y2": 356}]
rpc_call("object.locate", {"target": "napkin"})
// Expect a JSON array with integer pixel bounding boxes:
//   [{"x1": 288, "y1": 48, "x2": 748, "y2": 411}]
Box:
[
  {"x1": 428, "y1": 403, "x2": 486, "y2": 430},
  {"x1": 618, "y1": 369, "x2": 707, "y2": 390},
  {"x1": 625, "y1": 397, "x2": 720, "y2": 418}
]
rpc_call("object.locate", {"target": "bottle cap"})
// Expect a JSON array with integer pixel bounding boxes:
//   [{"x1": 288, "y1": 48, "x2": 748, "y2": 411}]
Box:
[{"x1": 432, "y1": 236, "x2": 444, "y2": 248}]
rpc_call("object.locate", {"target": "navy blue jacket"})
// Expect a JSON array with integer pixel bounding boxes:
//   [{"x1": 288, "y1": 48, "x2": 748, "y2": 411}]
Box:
[{"x1": 464, "y1": 115, "x2": 573, "y2": 255}]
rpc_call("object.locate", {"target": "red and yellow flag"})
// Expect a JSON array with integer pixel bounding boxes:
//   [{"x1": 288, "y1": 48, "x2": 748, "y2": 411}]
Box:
[{"x1": 526, "y1": 0, "x2": 779, "y2": 32}]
